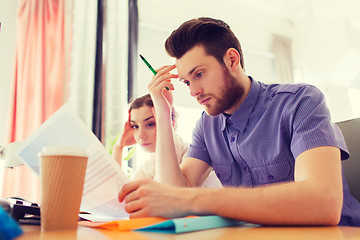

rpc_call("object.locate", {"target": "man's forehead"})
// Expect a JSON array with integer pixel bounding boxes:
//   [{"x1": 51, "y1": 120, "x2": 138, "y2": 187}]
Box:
[
  {"x1": 175, "y1": 46, "x2": 207, "y2": 76},
  {"x1": 175, "y1": 61, "x2": 197, "y2": 80},
  {"x1": 175, "y1": 58, "x2": 191, "y2": 75}
]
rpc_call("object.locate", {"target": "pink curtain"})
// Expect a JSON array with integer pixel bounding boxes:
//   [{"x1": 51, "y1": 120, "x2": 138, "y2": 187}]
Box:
[{"x1": 2, "y1": 0, "x2": 66, "y2": 202}]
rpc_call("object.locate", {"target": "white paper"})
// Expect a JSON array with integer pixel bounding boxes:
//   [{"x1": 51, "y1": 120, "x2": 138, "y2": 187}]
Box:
[
  {"x1": 79, "y1": 213, "x2": 126, "y2": 222},
  {"x1": 15, "y1": 103, "x2": 130, "y2": 219}
]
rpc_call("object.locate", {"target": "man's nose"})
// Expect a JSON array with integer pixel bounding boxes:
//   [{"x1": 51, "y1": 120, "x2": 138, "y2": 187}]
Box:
[{"x1": 189, "y1": 83, "x2": 202, "y2": 97}]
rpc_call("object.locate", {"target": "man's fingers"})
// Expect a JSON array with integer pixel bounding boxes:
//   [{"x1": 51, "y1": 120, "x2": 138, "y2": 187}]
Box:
[
  {"x1": 155, "y1": 65, "x2": 176, "y2": 75},
  {"x1": 124, "y1": 199, "x2": 143, "y2": 214},
  {"x1": 124, "y1": 188, "x2": 141, "y2": 203},
  {"x1": 148, "y1": 73, "x2": 178, "y2": 90},
  {"x1": 128, "y1": 208, "x2": 152, "y2": 218},
  {"x1": 119, "y1": 179, "x2": 152, "y2": 202},
  {"x1": 154, "y1": 65, "x2": 173, "y2": 73},
  {"x1": 147, "y1": 65, "x2": 178, "y2": 96},
  {"x1": 118, "y1": 181, "x2": 138, "y2": 202}
]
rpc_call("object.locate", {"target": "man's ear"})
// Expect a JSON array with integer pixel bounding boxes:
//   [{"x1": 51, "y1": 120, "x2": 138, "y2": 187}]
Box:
[{"x1": 223, "y1": 48, "x2": 241, "y2": 72}]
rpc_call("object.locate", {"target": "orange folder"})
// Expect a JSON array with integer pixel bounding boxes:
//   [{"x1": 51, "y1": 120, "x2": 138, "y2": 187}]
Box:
[
  {"x1": 79, "y1": 217, "x2": 168, "y2": 231},
  {"x1": 79, "y1": 215, "x2": 244, "y2": 233}
]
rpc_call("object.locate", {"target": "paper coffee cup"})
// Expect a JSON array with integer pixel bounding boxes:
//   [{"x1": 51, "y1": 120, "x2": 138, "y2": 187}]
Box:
[{"x1": 39, "y1": 146, "x2": 88, "y2": 231}]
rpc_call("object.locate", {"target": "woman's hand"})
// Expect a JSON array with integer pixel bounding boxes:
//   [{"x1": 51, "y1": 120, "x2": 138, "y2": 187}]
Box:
[
  {"x1": 118, "y1": 121, "x2": 137, "y2": 147},
  {"x1": 112, "y1": 113, "x2": 137, "y2": 165}
]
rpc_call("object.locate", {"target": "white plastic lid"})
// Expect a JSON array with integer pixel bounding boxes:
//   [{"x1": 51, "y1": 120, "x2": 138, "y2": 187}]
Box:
[{"x1": 38, "y1": 146, "x2": 88, "y2": 158}]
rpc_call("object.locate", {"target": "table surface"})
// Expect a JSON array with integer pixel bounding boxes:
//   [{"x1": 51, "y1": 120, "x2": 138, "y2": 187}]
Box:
[{"x1": 19, "y1": 224, "x2": 360, "y2": 240}]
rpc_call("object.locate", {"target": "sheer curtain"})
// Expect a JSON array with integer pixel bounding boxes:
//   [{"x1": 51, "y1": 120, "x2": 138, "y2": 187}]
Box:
[
  {"x1": 102, "y1": 0, "x2": 129, "y2": 148},
  {"x1": 2, "y1": 0, "x2": 131, "y2": 202},
  {"x1": 68, "y1": 0, "x2": 130, "y2": 144},
  {"x1": 2, "y1": 0, "x2": 66, "y2": 202},
  {"x1": 67, "y1": 0, "x2": 98, "y2": 129},
  {"x1": 272, "y1": 34, "x2": 294, "y2": 84}
]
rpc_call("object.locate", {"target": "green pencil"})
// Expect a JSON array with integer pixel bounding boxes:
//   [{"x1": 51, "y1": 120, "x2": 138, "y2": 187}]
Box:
[{"x1": 140, "y1": 54, "x2": 169, "y2": 90}]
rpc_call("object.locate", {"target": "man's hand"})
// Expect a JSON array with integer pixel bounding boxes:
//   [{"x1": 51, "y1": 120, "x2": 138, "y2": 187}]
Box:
[
  {"x1": 148, "y1": 65, "x2": 178, "y2": 116},
  {"x1": 118, "y1": 178, "x2": 192, "y2": 219}
]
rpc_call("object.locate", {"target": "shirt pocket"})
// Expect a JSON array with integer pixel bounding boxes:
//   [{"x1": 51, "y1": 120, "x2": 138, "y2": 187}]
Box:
[
  {"x1": 212, "y1": 163, "x2": 233, "y2": 186},
  {"x1": 251, "y1": 160, "x2": 292, "y2": 186}
]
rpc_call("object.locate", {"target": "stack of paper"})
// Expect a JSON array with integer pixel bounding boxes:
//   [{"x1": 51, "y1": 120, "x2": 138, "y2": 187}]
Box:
[{"x1": 15, "y1": 103, "x2": 130, "y2": 220}]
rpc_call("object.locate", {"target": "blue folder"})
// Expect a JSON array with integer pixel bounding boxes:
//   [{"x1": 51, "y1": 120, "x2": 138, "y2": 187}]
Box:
[
  {"x1": 135, "y1": 215, "x2": 245, "y2": 234},
  {"x1": 0, "y1": 207, "x2": 23, "y2": 240}
]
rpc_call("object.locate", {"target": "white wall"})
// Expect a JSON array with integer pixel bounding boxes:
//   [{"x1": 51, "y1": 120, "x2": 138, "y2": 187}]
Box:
[
  {"x1": 0, "y1": 0, "x2": 18, "y2": 145},
  {"x1": 292, "y1": 11, "x2": 360, "y2": 121},
  {"x1": 137, "y1": 0, "x2": 294, "y2": 109}
]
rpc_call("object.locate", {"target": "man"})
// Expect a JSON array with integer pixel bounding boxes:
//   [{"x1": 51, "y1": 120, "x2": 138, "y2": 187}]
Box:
[{"x1": 119, "y1": 17, "x2": 360, "y2": 226}]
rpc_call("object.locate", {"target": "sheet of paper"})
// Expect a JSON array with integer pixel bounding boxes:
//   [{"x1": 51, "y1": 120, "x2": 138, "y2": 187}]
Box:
[
  {"x1": 79, "y1": 213, "x2": 126, "y2": 222},
  {"x1": 15, "y1": 103, "x2": 130, "y2": 219}
]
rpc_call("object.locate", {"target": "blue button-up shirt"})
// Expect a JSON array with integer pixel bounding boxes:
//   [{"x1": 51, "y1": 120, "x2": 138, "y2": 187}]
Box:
[{"x1": 186, "y1": 78, "x2": 360, "y2": 226}]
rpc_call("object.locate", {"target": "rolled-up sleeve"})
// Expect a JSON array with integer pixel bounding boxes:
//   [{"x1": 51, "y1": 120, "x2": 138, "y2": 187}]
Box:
[{"x1": 287, "y1": 86, "x2": 349, "y2": 160}]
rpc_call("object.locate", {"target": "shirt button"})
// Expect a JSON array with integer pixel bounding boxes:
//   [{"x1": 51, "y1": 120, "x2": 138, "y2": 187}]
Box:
[
  {"x1": 230, "y1": 137, "x2": 235, "y2": 142},
  {"x1": 268, "y1": 175, "x2": 274, "y2": 181},
  {"x1": 242, "y1": 166, "x2": 247, "y2": 171},
  {"x1": 271, "y1": 93, "x2": 276, "y2": 97},
  {"x1": 217, "y1": 173, "x2": 221, "y2": 178}
]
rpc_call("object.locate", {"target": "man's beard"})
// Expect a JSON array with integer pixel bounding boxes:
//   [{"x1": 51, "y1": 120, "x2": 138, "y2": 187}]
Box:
[{"x1": 202, "y1": 66, "x2": 244, "y2": 116}]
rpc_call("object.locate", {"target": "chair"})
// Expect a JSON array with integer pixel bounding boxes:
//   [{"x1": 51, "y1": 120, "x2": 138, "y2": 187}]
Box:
[{"x1": 336, "y1": 118, "x2": 360, "y2": 202}]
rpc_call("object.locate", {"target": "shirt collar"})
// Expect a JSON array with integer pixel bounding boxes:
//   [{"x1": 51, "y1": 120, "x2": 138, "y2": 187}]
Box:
[{"x1": 220, "y1": 77, "x2": 260, "y2": 133}]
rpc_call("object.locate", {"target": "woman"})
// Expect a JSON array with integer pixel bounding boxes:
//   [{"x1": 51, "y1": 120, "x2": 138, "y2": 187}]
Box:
[{"x1": 112, "y1": 92, "x2": 221, "y2": 187}]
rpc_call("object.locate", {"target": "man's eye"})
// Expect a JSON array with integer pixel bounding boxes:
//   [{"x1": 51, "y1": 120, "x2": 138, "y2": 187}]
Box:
[{"x1": 180, "y1": 79, "x2": 190, "y2": 86}]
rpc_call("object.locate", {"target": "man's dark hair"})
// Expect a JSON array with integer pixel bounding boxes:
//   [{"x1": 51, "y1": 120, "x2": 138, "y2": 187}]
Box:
[{"x1": 165, "y1": 17, "x2": 244, "y2": 69}]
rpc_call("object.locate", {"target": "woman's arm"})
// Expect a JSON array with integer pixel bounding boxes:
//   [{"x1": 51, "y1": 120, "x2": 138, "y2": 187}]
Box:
[
  {"x1": 112, "y1": 119, "x2": 136, "y2": 166},
  {"x1": 112, "y1": 142, "x2": 124, "y2": 166}
]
